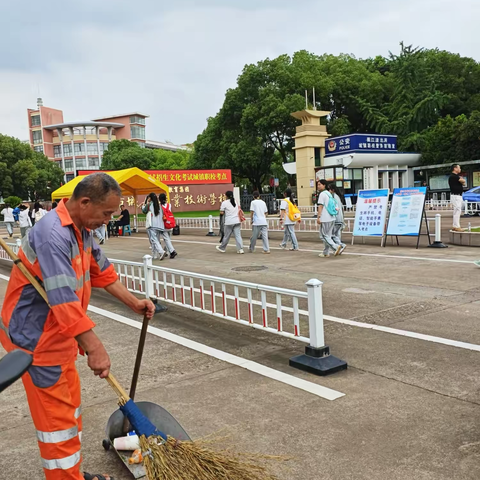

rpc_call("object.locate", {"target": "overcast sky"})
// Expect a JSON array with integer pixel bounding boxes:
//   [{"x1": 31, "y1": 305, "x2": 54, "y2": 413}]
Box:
[{"x1": 1, "y1": 0, "x2": 479, "y2": 145}]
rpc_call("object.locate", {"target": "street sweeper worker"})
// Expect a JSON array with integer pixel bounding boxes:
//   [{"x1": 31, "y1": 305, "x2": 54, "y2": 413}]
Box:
[{"x1": 0, "y1": 173, "x2": 155, "y2": 480}]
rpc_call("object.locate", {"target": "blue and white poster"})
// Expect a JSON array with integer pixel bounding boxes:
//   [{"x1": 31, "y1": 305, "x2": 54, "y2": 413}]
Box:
[
  {"x1": 353, "y1": 189, "x2": 390, "y2": 237},
  {"x1": 325, "y1": 134, "x2": 398, "y2": 157},
  {"x1": 386, "y1": 187, "x2": 427, "y2": 236}
]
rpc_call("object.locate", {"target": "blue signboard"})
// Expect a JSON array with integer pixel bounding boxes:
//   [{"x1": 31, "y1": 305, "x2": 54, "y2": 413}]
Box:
[
  {"x1": 386, "y1": 187, "x2": 427, "y2": 236},
  {"x1": 353, "y1": 189, "x2": 390, "y2": 237},
  {"x1": 325, "y1": 134, "x2": 397, "y2": 157}
]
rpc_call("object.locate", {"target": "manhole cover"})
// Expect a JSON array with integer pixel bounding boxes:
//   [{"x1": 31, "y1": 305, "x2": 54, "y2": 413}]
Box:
[{"x1": 232, "y1": 266, "x2": 268, "y2": 272}]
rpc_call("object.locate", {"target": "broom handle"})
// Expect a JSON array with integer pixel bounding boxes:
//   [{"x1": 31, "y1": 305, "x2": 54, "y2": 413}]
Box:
[
  {"x1": 106, "y1": 373, "x2": 130, "y2": 400},
  {"x1": 0, "y1": 238, "x2": 132, "y2": 403},
  {"x1": 0, "y1": 237, "x2": 50, "y2": 306}
]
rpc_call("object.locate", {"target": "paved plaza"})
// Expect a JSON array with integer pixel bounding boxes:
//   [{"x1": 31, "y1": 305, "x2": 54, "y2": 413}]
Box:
[{"x1": 1, "y1": 218, "x2": 480, "y2": 479}]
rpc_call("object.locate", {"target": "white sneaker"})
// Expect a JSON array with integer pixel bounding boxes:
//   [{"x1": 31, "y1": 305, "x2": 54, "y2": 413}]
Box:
[
  {"x1": 159, "y1": 252, "x2": 168, "y2": 261},
  {"x1": 279, "y1": 244, "x2": 286, "y2": 249},
  {"x1": 334, "y1": 245, "x2": 343, "y2": 256},
  {"x1": 339, "y1": 245, "x2": 347, "y2": 255},
  {"x1": 216, "y1": 246, "x2": 226, "y2": 253},
  {"x1": 318, "y1": 253, "x2": 330, "y2": 258},
  {"x1": 237, "y1": 249, "x2": 245, "y2": 254}
]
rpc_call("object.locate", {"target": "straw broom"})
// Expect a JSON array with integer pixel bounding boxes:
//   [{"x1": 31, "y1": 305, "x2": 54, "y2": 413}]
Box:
[{"x1": 0, "y1": 238, "x2": 282, "y2": 479}]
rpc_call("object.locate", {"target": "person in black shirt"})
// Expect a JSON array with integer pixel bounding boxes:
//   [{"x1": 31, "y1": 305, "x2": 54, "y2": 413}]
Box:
[
  {"x1": 115, "y1": 204, "x2": 130, "y2": 235},
  {"x1": 449, "y1": 164, "x2": 465, "y2": 231}
]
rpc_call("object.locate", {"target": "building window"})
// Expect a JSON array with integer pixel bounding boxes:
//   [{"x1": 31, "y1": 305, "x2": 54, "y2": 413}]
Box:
[
  {"x1": 135, "y1": 141, "x2": 146, "y2": 148},
  {"x1": 66, "y1": 174, "x2": 75, "y2": 182},
  {"x1": 87, "y1": 143, "x2": 98, "y2": 154},
  {"x1": 100, "y1": 142, "x2": 109, "y2": 153},
  {"x1": 130, "y1": 116, "x2": 145, "y2": 125},
  {"x1": 76, "y1": 157, "x2": 86, "y2": 168},
  {"x1": 74, "y1": 143, "x2": 85, "y2": 155},
  {"x1": 88, "y1": 157, "x2": 99, "y2": 168},
  {"x1": 54, "y1": 145, "x2": 62, "y2": 158},
  {"x1": 31, "y1": 115, "x2": 41, "y2": 127},
  {"x1": 32, "y1": 130, "x2": 43, "y2": 145},
  {"x1": 34, "y1": 145, "x2": 44, "y2": 153},
  {"x1": 64, "y1": 160, "x2": 74, "y2": 171},
  {"x1": 314, "y1": 147, "x2": 321, "y2": 167},
  {"x1": 63, "y1": 144, "x2": 73, "y2": 156},
  {"x1": 130, "y1": 125, "x2": 145, "y2": 139}
]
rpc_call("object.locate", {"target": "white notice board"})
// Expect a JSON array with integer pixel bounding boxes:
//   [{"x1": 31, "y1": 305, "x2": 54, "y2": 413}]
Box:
[
  {"x1": 353, "y1": 189, "x2": 390, "y2": 237},
  {"x1": 386, "y1": 187, "x2": 427, "y2": 236}
]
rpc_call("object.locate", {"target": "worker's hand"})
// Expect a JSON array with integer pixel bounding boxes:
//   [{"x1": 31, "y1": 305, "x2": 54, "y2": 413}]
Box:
[
  {"x1": 317, "y1": 218, "x2": 321, "y2": 225},
  {"x1": 76, "y1": 330, "x2": 111, "y2": 378},
  {"x1": 133, "y1": 299, "x2": 156, "y2": 319},
  {"x1": 88, "y1": 343, "x2": 111, "y2": 378}
]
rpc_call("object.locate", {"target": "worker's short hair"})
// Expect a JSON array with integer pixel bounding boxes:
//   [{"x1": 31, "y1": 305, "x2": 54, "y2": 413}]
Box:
[
  {"x1": 451, "y1": 164, "x2": 460, "y2": 172},
  {"x1": 72, "y1": 173, "x2": 121, "y2": 203}
]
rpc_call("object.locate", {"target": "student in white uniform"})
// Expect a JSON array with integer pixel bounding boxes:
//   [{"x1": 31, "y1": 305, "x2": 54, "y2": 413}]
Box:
[
  {"x1": 249, "y1": 191, "x2": 270, "y2": 254},
  {"x1": 216, "y1": 190, "x2": 244, "y2": 254},
  {"x1": 18, "y1": 204, "x2": 32, "y2": 238},
  {"x1": 328, "y1": 183, "x2": 347, "y2": 254},
  {"x1": 279, "y1": 189, "x2": 299, "y2": 251},
  {"x1": 1, "y1": 203, "x2": 15, "y2": 237},
  {"x1": 317, "y1": 179, "x2": 342, "y2": 257}
]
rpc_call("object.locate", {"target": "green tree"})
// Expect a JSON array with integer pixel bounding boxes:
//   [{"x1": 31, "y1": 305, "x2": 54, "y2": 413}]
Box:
[
  {"x1": 101, "y1": 140, "x2": 156, "y2": 170},
  {"x1": 152, "y1": 148, "x2": 191, "y2": 170},
  {"x1": 358, "y1": 43, "x2": 448, "y2": 149},
  {"x1": 417, "y1": 111, "x2": 480, "y2": 165},
  {"x1": 0, "y1": 134, "x2": 64, "y2": 200}
]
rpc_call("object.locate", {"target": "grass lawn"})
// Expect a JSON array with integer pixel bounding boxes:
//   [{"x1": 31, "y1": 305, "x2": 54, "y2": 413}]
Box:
[{"x1": 471, "y1": 227, "x2": 480, "y2": 232}]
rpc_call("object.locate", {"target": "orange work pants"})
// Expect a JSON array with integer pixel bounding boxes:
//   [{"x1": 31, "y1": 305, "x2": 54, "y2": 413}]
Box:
[{"x1": 22, "y1": 362, "x2": 83, "y2": 479}]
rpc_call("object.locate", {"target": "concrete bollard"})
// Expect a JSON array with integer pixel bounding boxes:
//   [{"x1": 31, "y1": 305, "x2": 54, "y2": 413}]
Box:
[
  {"x1": 206, "y1": 215, "x2": 216, "y2": 237},
  {"x1": 428, "y1": 214, "x2": 448, "y2": 248},
  {"x1": 289, "y1": 279, "x2": 347, "y2": 376}
]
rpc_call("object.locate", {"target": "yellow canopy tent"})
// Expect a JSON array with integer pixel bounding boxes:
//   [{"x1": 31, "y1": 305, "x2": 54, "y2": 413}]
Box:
[{"x1": 51, "y1": 167, "x2": 170, "y2": 231}]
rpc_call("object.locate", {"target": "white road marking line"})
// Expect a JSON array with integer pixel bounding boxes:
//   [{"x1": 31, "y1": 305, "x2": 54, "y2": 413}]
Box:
[
  {"x1": 1, "y1": 269, "x2": 479, "y2": 353},
  {"x1": 87, "y1": 305, "x2": 345, "y2": 401},
  {"x1": 124, "y1": 237, "x2": 474, "y2": 265},
  {"x1": 323, "y1": 315, "x2": 480, "y2": 353}
]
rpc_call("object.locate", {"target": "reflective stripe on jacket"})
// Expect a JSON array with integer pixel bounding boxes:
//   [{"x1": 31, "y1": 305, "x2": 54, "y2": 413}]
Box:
[{"x1": 0, "y1": 198, "x2": 118, "y2": 366}]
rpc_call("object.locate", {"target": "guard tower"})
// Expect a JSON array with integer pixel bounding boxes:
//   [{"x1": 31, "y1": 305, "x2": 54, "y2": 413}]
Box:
[{"x1": 291, "y1": 109, "x2": 331, "y2": 206}]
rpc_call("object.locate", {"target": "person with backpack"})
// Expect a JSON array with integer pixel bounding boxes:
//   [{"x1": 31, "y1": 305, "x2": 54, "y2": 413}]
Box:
[
  {"x1": 317, "y1": 179, "x2": 342, "y2": 257},
  {"x1": 158, "y1": 193, "x2": 177, "y2": 259},
  {"x1": 1, "y1": 203, "x2": 15, "y2": 238},
  {"x1": 249, "y1": 191, "x2": 270, "y2": 254},
  {"x1": 143, "y1": 193, "x2": 168, "y2": 261},
  {"x1": 216, "y1": 190, "x2": 244, "y2": 254},
  {"x1": 328, "y1": 183, "x2": 347, "y2": 255},
  {"x1": 279, "y1": 189, "x2": 300, "y2": 251}
]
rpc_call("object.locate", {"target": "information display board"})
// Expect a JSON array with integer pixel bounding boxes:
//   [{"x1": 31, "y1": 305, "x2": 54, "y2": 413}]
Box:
[
  {"x1": 353, "y1": 189, "x2": 390, "y2": 237},
  {"x1": 386, "y1": 187, "x2": 427, "y2": 236}
]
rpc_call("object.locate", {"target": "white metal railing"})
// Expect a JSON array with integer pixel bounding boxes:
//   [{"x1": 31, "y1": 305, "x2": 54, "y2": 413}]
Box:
[
  {"x1": 110, "y1": 256, "x2": 329, "y2": 348},
  {"x1": 0, "y1": 241, "x2": 20, "y2": 262},
  {"x1": 464, "y1": 201, "x2": 480, "y2": 216}
]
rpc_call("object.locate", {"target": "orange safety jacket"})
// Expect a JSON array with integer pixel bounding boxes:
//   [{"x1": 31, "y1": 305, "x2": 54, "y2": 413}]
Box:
[{"x1": 0, "y1": 199, "x2": 118, "y2": 366}]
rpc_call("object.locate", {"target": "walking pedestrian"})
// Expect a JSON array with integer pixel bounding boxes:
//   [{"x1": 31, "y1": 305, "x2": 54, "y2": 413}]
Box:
[
  {"x1": 328, "y1": 183, "x2": 347, "y2": 255},
  {"x1": 18, "y1": 204, "x2": 32, "y2": 238},
  {"x1": 143, "y1": 193, "x2": 168, "y2": 260},
  {"x1": 31, "y1": 202, "x2": 46, "y2": 226},
  {"x1": 449, "y1": 164, "x2": 465, "y2": 231},
  {"x1": 279, "y1": 189, "x2": 299, "y2": 251},
  {"x1": 0, "y1": 173, "x2": 155, "y2": 480},
  {"x1": 158, "y1": 193, "x2": 177, "y2": 259},
  {"x1": 249, "y1": 191, "x2": 270, "y2": 254},
  {"x1": 1, "y1": 203, "x2": 15, "y2": 237},
  {"x1": 317, "y1": 179, "x2": 342, "y2": 257},
  {"x1": 216, "y1": 190, "x2": 244, "y2": 254}
]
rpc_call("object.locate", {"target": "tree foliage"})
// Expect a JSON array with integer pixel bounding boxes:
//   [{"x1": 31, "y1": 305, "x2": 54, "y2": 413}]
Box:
[
  {"x1": 192, "y1": 44, "x2": 480, "y2": 186},
  {"x1": 101, "y1": 140, "x2": 191, "y2": 171},
  {"x1": 0, "y1": 134, "x2": 64, "y2": 200}
]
